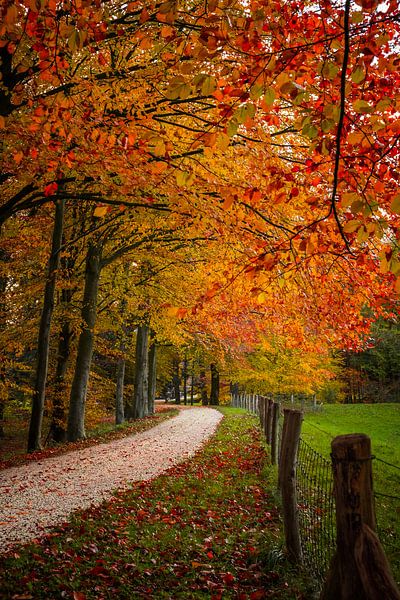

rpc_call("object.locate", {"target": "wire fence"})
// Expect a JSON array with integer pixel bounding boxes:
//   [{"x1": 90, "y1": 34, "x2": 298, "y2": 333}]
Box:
[
  {"x1": 232, "y1": 393, "x2": 400, "y2": 585},
  {"x1": 296, "y1": 438, "x2": 335, "y2": 580}
]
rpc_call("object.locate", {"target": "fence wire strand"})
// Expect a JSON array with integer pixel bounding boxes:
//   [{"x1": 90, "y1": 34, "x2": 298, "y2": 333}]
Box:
[{"x1": 296, "y1": 437, "x2": 336, "y2": 581}]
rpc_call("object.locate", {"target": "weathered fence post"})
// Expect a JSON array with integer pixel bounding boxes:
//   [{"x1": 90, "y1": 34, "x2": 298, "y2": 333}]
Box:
[
  {"x1": 279, "y1": 408, "x2": 303, "y2": 563},
  {"x1": 271, "y1": 402, "x2": 280, "y2": 465},
  {"x1": 321, "y1": 434, "x2": 400, "y2": 600}
]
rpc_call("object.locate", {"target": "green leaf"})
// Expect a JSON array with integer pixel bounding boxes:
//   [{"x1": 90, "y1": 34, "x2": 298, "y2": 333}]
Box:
[
  {"x1": 227, "y1": 120, "x2": 238, "y2": 137},
  {"x1": 321, "y1": 119, "x2": 335, "y2": 133},
  {"x1": 343, "y1": 219, "x2": 361, "y2": 233},
  {"x1": 302, "y1": 123, "x2": 318, "y2": 140},
  {"x1": 353, "y1": 100, "x2": 373, "y2": 114},
  {"x1": 234, "y1": 103, "x2": 256, "y2": 124},
  {"x1": 263, "y1": 87, "x2": 275, "y2": 106},
  {"x1": 321, "y1": 62, "x2": 339, "y2": 80},
  {"x1": 166, "y1": 77, "x2": 191, "y2": 100},
  {"x1": 193, "y1": 74, "x2": 217, "y2": 96},
  {"x1": 356, "y1": 226, "x2": 369, "y2": 243},
  {"x1": 250, "y1": 84, "x2": 263, "y2": 100},
  {"x1": 390, "y1": 194, "x2": 400, "y2": 214},
  {"x1": 351, "y1": 65, "x2": 366, "y2": 84}
]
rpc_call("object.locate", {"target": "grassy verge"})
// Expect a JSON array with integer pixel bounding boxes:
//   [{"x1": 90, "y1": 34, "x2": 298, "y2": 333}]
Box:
[
  {"x1": 301, "y1": 403, "x2": 400, "y2": 583},
  {"x1": 0, "y1": 407, "x2": 179, "y2": 471},
  {"x1": 0, "y1": 407, "x2": 312, "y2": 599}
]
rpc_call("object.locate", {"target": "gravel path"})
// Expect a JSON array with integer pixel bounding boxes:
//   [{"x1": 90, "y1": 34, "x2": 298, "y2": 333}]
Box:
[{"x1": 0, "y1": 407, "x2": 223, "y2": 553}]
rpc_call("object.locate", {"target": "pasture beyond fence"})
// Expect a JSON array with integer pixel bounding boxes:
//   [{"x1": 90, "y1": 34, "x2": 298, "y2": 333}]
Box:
[{"x1": 231, "y1": 393, "x2": 400, "y2": 599}]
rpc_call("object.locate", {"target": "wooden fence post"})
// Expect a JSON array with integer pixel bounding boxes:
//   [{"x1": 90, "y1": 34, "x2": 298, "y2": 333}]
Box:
[
  {"x1": 279, "y1": 408, "x2": 303, "y2": 564},
  {"x1": 271, "y1": 402, "x2": 280, "y2": 465},
  {"x1": 258, "y1": 396, "x2": 264, "y2": 430},
  {"x1": 321, "y1": 434, "x2": 400, "y2": 600}
]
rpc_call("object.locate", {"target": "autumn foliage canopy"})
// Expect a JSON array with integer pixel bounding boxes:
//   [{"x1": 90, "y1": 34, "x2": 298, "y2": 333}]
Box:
[{"x1": 1, "y1": 0, "x2": 399, "y2": 426}]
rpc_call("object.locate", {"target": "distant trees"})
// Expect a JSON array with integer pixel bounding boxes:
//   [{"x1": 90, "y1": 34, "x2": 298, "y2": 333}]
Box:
[{"x1": 342, "y1": 320, "x2": 400, "y2": 404}]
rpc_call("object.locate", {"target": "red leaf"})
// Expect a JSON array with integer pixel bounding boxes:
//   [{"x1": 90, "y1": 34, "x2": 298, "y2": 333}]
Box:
[
  {"x1": 250, "y1": 591, "x2": 265, "y2": 600},
  {"x1": 73, "y1": 593, "x2": 86, "y2": 600},
  {"x1": 44, "y1": 182, "x2": 58, "y2": 197}
]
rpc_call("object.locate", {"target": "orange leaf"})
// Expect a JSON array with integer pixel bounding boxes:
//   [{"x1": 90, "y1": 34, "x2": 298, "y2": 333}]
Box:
[
  {"x1": 93, "y1": 206, "x2": 108, "y2": 218},
  {"x1": 222, "y1": 196, "x2": 234, "y2": 210}
]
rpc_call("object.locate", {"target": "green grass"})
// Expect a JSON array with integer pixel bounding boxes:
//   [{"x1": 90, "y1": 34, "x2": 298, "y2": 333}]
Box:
[
  {"x1": 0, "y1": 408, "x2": 314, "y2": 599},
  {"x1": 301, "y1": 403, "x2": 400, "y2": 583}
]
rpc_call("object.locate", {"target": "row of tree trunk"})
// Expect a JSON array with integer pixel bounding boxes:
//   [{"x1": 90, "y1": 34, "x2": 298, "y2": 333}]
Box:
[{"x1": 26, "y1": 201, "x2": 158, "y2": 452}]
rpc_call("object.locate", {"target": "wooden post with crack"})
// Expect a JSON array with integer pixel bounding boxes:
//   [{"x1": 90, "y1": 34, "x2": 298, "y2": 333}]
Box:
[{"x1": 320, "y1": 433, "x2": 400, "y2": 600}]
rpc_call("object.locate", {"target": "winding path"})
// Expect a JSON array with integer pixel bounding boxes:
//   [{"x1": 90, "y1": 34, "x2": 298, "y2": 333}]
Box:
[{"x1": 0, "y1": 407, "x2": 223, "y2": 553}]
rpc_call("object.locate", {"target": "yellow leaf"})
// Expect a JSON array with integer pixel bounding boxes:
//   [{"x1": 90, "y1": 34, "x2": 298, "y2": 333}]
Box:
[
  {"x1": 343, "y1": 220, "x2": 361, "y2": 233},
  {"x1": 389, "y1": 258, "x2": 400, "y2": 276},
  {"x1": 351, "y1": 65, "x2": 366, "y2": 84},
  {"x1": 176, "y1": 171, "x2": 194, "y2": 187},
  {"x1": 217, "y1": 133, "x2": 230, "y2": 151},
  {"x1": 93, "y1": 206, "x2": 108, "y2": 218},
  {"x1": 166, "y1": 306, "x2": 180, "y2": 317},
  {"x1": 341, "y1": 192, "x2": 359, "y2": 207},
  {"x1": 257, "y1": 292, "x2": 267, "y2": 304},
  {"x1": 356, "y1": 226, "x2": 369, "y2": 243}
]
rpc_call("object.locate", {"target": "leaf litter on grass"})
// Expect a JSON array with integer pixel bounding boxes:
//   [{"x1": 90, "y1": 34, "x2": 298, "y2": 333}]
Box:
[{"x1": 0, "y1": 409, "x2": 312, "y2": 599}]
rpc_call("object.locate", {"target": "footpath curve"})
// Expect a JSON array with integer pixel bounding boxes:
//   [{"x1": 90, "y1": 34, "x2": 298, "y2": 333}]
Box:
[{"x1": 0, "y1": 407, "x2": 223, "y2": 553}]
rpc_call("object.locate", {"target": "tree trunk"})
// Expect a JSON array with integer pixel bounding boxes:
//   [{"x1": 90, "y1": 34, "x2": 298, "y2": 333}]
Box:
[
  {"x1": 148, "y1": 332, "x2": 157, "y2": 415},
  {"x1": 190, "y1": 361, "x2": 195, "y2": 405},
  {"x1": 115, "y1": 357, "x2": 125, "y2": 425},
  {"x1": 0, "y1": 248, "x2": 9, "y2": 439},
  {"x1": 28, "y1": 199, "x2": 65, "y2": 452},
  {"x1": 49, "y1": 319, "x2": 72, "y2": 443},
  {"x1": 67, "y1": 239, "x2": 102, "y2": 441},
  {"x1": 210, "y1": 363, "x2": 220, "y2": 405},
  {"x1": 200, "y1": 368, "x2": 208, "y2": 405},
  {"x1": 183, "y1": 356, "x2": 188, "y2": 405},
  {"x1": 132, "y1": 324, "x2": 149, "y2": 419},
  {"x1": 0, "y1": 398, "x2": 4, "y2": 438},
  {"x1": 173, "y1": 358, "x2": 181, "y2": 404}
]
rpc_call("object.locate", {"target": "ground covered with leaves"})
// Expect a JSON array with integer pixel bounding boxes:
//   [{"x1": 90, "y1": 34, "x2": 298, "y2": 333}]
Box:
[
  {"x1": 0, "y1": 408, "x2": 311, "y2": 599},
  {"x1": 0, "y1": 406, "x2": 178, "y2": 471}
]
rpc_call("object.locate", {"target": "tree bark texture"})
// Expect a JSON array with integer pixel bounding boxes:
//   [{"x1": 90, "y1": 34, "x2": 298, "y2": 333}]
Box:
[
  {"x1": 67, "y1": 239, "x2": 102, "y2": 441},
  {"x1": 49, "y1": 319, "x2": 72, "y2": 443},
  {"x1": 210, "y1": 363, "x2": 220, "y2": 405},
  {"x1": 28, "y1": 199, "x2": 65, "y2": 452},
  {"x1": 147, "y1": 334, "x2": 157, "y2": 415},
  {"x1": 132, "y1": 324, "x2": 149, "y2": 419},
  {"x1": 200, "y1": 369, "x2": 208, "y2": 405},
  {"x1": 320, "y1": 434, "x2": 400, "y2": 600},
  {"x1": 182, "y1": 357, "x2": 188, "y2": 405},
  {"x1": 173, "y1": 358, "x2": 181, "y2": 405},
  {"x1": 115, "y1": 357, "x2": 126, "y2": 425}
]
